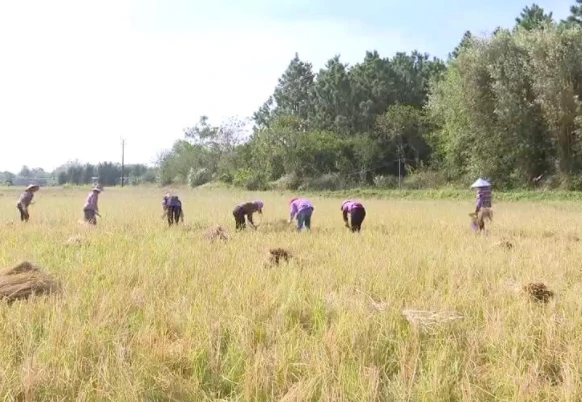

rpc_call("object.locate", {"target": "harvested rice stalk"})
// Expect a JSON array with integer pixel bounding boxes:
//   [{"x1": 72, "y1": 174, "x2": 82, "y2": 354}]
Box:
[
  {"x1": 203, "y1": 225, "x2": 229, "y2": 242},
  {"x1": 523, "y1": 282, "x2": 554, "y2": 303},
  {"x1": 0, "y1": 261, "x2": 60, "y2": 303},
  {"x1": 266, "y1": 248, "x2": 292, "y2": 266}
]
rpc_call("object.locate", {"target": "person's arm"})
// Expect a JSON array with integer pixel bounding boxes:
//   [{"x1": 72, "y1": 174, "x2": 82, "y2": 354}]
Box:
[
  {"x1": 475, "y1": 195, "x2": 482, "y2": 213},
  {"x1": 248, "y1": 212, "x2": 254, "y2": 226},
  {"x1": 343, "y1": 209, "x2": 349, "y2": 224},
  {"x1": 289, "y1": 204, "x2": 297, "y2": 221}
]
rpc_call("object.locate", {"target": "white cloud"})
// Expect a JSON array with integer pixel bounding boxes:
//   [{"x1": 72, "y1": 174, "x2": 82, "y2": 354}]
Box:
[{"x1": 0, "y1": 0, "x2": 416, "y2": 172}]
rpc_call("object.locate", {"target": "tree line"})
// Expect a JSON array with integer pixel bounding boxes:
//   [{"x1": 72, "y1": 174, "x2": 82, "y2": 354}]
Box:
[
  {"x1": 157, "y1": 1, "x2": 582, "y2": 191},
  {"x1": 0, "y1": 162, "x2": 157, "y2": 187},
  {"x1": 5, "y1": 2, "x2": 582, "y2": 191}
]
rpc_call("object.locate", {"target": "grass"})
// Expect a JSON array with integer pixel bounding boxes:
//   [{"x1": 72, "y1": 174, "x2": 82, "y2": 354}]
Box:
[{"x1": 1, "y1": 186, "x2": 582, "y2": 400}]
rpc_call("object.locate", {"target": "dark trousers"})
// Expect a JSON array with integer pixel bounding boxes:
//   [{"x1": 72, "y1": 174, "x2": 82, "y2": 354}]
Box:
[
  {"x1": 167, "y1": 206, "x2": 183, "y2": 226},
  {"x1": 17, "y1": 204, "x2": 29, "y2": 222},
  {"x1": 84, "y1": 209, "x2": 97, "y2": 225},
  {"x1": 233, "y1": 207, "x2": 246, "y2": 230},
  {"x1": 350, "y1": 207, "x2": 366, "y2": 232}
]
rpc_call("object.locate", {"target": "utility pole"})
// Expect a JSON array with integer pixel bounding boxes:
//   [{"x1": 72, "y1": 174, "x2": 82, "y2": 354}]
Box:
[{"x1": 121, "y1": 138, "x2": 125, "y2": 187}]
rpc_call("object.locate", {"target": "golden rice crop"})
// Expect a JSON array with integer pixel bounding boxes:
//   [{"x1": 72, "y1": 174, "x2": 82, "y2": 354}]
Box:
[{"x1": 0, "y1": 185, "x2": 582, "y2": 400}]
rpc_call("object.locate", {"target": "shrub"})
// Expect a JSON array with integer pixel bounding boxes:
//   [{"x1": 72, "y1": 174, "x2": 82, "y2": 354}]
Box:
[
  {"x1": 298, "y1": 173, "x2": 346, "y2": 191},
  {"x1": 188, "y1": 168, "x2": 212, "y2": 188}
]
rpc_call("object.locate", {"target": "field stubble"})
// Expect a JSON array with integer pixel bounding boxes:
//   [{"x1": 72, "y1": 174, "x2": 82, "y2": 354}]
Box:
[{"x1": 0, "y1": 187, "x2": 581, "y2": 400}]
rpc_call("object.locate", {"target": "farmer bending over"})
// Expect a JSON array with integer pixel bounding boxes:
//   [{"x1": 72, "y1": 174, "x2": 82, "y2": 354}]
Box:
[
  {"x1": 289, "y1": 198, "x2": 314, "y2": 231},
  {"x1": 83, "y1": 186, "x2": 101, "y2": 225},
  {"x1": 341, "y1": 200, "x2": 366, "y2": 232},
  {"x1": 16, "y1": 184, "x2": 39, "y2": 222},
  {"x1": 166, "y1": 195, "x2": 184, "y2": 226},
  {"x1": 233, "y1": 201, "x2": 263, "y2": 230}
]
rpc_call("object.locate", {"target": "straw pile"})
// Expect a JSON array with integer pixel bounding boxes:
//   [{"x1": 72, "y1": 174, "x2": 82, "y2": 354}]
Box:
[
  {"x1": 0, "y1": 261, "x2": 60, "y2": 303},
  {"x1": 523, "y1": 282, "x2": 554, "y2": 303},
  {"x1": 266, "y1": 248, "x2": 292, "y2": 266},
  {"x1": 493, "y1": 240, "x2": 514, "y2": 250},
  {"x1": 203, "y1": 225, "x2": 229, "y2": 242}
]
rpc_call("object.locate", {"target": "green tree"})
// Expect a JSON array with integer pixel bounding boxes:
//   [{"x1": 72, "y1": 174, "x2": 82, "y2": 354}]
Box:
[
  {"x1": 449, "y1": 31, "x2": 473, "y2": 60},
  {"x1": 515, "y1": 4, "x2": 554, "y2": 30},
  {"x1": 568, "y1": 0, "x2": 582, "y2": 25},
  {"x1": 253, "y1": 53, "x2": 315, "y2": 129},
  {"x1": 310, "y1": 55, "x2": 353, "y2": 133}
]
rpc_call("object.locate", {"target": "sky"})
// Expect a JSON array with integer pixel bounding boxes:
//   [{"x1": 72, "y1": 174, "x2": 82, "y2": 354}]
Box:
[{"x1": 0, "y1": 0, "x2": 573, "y2": 173}]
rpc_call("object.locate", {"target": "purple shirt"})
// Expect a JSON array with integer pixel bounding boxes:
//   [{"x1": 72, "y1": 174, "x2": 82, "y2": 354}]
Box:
[
  {"x1": 84, "y1": 192, "x2": 99, "y2": 211},
  {"x1": 341, "y1": 201, "x2": 363, "y2": 213},
  {"x1": 289, "y1": 198, "x2": 313, "y2": 220},
  {"x1": 17, "y1": 191, "x2": 34, "y2": 207},
  {"x1": 167, "y1": 196, "x2": 181, "y2": 207},
  {"x1": 476, "y1": 188, "x2": 492, "y2": 209}
]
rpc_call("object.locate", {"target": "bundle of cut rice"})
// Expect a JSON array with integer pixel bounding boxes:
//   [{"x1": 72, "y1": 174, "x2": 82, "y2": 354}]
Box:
[{"x1": 0, "y1": 261, "x2": 60, "y2": 303}]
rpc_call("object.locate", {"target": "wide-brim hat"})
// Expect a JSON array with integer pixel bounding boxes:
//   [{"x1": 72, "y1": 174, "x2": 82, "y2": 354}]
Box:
[
  {"x1": 289, "y1": 197, "x2": 298, "y2": 205},
  {"x1": 340, "y1": 199, "x2": 350, "y2": 210},
  {"x1": 91, "y1": 187, "x2": 102, "y2": 192},
  {"x1": 470, "y1": 178, "x2": 491, "y2": 188},
  {"x1": 26, "y1": 184, "x2": 39, "y2": 191}
]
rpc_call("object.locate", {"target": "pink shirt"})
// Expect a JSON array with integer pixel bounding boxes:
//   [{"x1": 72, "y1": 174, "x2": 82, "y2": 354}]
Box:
[
  {"x1": 289, "y1": 198, "x2": 313, "y2": 220},
  {"x1": 341, "y1": 201, "x2": 363, "y2": 212},
  {"x1": 84, "y1": 192, "x2": 99, "y2": 211},
  {"x1": 17, "y1": 191, "x2": 34, "y2": 207}
]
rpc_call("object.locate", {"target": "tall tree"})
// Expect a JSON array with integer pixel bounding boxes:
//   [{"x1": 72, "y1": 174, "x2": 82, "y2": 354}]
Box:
[
  {"x1": 566, "y1": 0, "x2": 582, "y2": 25},
  {"x1": 449, "y1": 31, "x2": 473, "y2": 60},
  {"x1": 515, "y1": 4, "x2": 554, "y2": 30},
  {"x1": 252, "y1": 53, "x2": 315, "y2": 129},
  {"x1": 349, "y1": 51, "x2": 394, "y2": 131},
  {"x1": 310, "y1": 55, "x2": 353, "y2": 133}
]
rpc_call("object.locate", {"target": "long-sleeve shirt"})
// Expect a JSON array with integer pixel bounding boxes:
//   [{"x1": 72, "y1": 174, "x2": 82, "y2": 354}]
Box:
[
  {"x1": 162, "y1": 196, "x2": 181, "y2": 209},
  {"x1": 166, "y1": 196, "x2": 181, "y2": 208},
  {"x1": 289, "y1": 199, "x2": 313, "y2": 221},
  {"x1": 84, "y1": 192, "x2": 99, "y2": 211},
  {"x1": 476, "y1": 188, "x2": 492, "y2": 210},
  {"x1": 341, "y1": 201, "x2": 363, "y2": 221},
  {"x1": 16, "y1": 191, "x2": 34, "y2": 207},
  {"x1": 235, "y1": 202, "x2": 261, "y2": 224}
]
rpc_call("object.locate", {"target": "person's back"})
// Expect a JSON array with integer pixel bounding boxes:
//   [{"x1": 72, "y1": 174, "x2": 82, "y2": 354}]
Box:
[
  {"x1": 17, "y1": 191, "x2": 33, "y2": 208},
  {"x1": 340, "y1": 200, "x2": 366, "y2": 232},
  {"x1": 476, "y1": 187, "x2": 492, "y2": 209},
  {"x1": 238, "y1": 202, "x2": 259, "y2": 215},
  {"x1": 169, "y1": 196, "x2": 181, "y2": 207},
  {"x1": 289, "y1": 198, "x2": 314, "y2": 231},
  {"x1": 84, "y1": 191, "x2": 98, "y2": 211},
  {"x1": 290, "y1": 198, "x2": 313, "y2": 213}
]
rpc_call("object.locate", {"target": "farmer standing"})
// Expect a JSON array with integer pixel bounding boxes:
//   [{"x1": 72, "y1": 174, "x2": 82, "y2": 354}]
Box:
[
  {"x1": 165, "y1": 195, "x2": 184, "y2": 226},
  {"x1": 341, "y1": 200, "x2": 366, "y2": 232},
  {"x1": 289, "y1": 198, "x2": 314, "y2": 231},
  {"x1": 471, "y1": 178, "x2": 492, "y2": 214},
  {"x1": 83, "y1": 186, "x2": 101, "y2": 225},
  {"x1": 233, "y1": 201, "x2": 263, "y2": 230},
  {"x1": 16, "y1": 184, "x2": 39, "y2": 222}
]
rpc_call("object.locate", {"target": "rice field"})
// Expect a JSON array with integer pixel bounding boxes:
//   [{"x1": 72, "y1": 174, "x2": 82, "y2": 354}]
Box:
[{"x1": 1, "y1": 185, "x2": 582, "y2": 401}]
